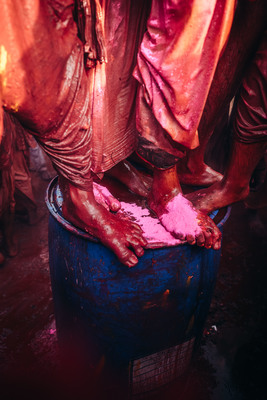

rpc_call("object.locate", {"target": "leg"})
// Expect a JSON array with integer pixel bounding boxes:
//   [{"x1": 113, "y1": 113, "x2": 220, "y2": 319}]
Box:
[
  {"x1": 59, "y1": 177, "x2": 147, "y2": 267},
  {"x1": 148, "y1": 166, "x2": 222, "y2": 250},
  {"x1": 245, "y1": 156, "x2": 267, "y2": 209},
  {"x1": 106, "y1": 160, "x2": 152, "y2": 198},
  {"x1": 187, "y1": 140, "x2": 267, "y2": 213},
  {"x1": 177, "y1": 145, "x2": 223, "y2": 187},
  {"x1": 178, "y1": 0, "x2": 267, "y2": 187},
  {"x1": 188, "y1": 29, "x2": 267, "y2": 213}
]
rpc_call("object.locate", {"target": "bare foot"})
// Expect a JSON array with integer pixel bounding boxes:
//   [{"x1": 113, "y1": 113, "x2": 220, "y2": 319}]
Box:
[
  {"x1": 59, "y1": 178, "x2": 147, "y2": 267},
  {"x1": 107, "y1": 160, "x2": 152, "y2": 197},
  {"x1": 177, "y1": 160, "x2": 223, "y2": 187},
  {"x1": 149, "y1": 167, "x2": 222, "y2": 250},
  {"x1": 186, "y1": 181, "x2": 250, "y2": 214}
]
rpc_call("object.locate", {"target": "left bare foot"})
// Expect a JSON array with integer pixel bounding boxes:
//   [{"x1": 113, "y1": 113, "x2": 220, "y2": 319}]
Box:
[
  {"x1": 177, "y1": 160, "x2": 223, "y2": 187},
  {"x1": 59, "y1": 177, "x2": 147, "y2": 267},
  {"x1": 186, "y1": 181, "x2": 250, "y2": 214}
]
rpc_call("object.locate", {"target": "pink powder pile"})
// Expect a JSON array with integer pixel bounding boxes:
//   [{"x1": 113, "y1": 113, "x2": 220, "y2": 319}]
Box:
[
  {"x1": 119, "y1": 202, "x2": 181, "y2": 247},
  {"x1": 160, "y1": 193, "x2": 201, "y2": 236}
]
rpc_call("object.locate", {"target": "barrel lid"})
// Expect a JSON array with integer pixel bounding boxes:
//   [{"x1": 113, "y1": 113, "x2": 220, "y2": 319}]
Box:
[{"x1": 46, "y1": 176, "x2": 230, "y2": 249}]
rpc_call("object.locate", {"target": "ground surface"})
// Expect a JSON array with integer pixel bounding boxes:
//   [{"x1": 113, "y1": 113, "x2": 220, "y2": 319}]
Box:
[{"x1": 0, "y1": 169, "x2": 266, "y2": 400}]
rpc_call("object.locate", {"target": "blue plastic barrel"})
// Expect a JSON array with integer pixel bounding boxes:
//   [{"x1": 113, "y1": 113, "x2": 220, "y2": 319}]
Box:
[{"x1": 46, "y1": 177, "x2": 230, "y2": 398}]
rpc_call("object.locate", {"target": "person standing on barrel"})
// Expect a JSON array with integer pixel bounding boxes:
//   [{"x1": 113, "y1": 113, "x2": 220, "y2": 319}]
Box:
[{"x1": 0, "y1": 0, "x2": 235, "y2": 266}]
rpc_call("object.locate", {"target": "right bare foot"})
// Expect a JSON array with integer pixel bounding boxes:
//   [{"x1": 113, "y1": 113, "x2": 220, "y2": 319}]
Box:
[
  {"x1": 59, "y1": 178, "x2": 147, "y2": 267},
  {"x1": 148, "y1": 167, "x2": 222, "y2": 250},
  {"x1": 177, "y1": 160, "x2": 223, "y2": 187}
]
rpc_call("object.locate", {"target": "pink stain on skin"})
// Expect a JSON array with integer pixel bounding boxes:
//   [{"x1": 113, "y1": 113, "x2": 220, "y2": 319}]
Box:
[
  {"x1": 93, "y1": 182, "x2": 121, "y2": 211},
  {"x1": 160, "y1": 194, "x2": 201, "y2": 236}
]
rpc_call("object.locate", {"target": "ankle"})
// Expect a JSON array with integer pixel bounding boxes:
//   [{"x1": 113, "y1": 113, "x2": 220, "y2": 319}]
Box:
[{"x1": 223, "y1": 179, "x2": 250, "y2": 200}]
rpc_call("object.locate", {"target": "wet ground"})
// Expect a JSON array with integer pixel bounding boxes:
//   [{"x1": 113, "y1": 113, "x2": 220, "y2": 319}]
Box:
[{"x1": 0, "y1": 170, "x2": 266, "y2": 400}]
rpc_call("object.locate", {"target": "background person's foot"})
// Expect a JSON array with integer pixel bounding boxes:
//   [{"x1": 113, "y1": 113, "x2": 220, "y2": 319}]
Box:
[
  {"x1": 186, "y1": 181, "x2": 250, "y2": 214},
  {"x1": 177, "y1": 161, "x2": 223, "y2": 187}
]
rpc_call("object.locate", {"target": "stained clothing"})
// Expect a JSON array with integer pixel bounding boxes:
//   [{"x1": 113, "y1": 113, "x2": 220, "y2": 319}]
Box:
[
  {"x1": 0, "y1": 0, "x2": 235, "y2": 190},
  {"x1": 234, "y1": 30, "x2": 267, "y2": 144},
  {"x1": 0, "y1": 113, "x2": 15, "y2": 217}
]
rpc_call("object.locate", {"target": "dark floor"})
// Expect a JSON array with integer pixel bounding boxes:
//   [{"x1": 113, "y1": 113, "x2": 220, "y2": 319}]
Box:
[{"x1": 0, "y1": 170, "x2": 266, "y2": 400}]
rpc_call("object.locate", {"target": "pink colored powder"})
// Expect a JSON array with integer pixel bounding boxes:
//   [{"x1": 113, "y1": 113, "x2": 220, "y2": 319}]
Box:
[
  {"x1": 160, "y1": 193, "x2": 201, "y2": 236},
  {"x1": 55, "y1": 183, "x2": 199, "y2": 247},
  {"x1": 119, "y1": 202, "x2": 181, "y2": 247}
]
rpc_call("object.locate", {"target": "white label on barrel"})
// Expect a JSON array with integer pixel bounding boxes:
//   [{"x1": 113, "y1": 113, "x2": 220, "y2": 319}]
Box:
[{"x1": 129, "y1": 337, "x2": 195, "y2": 397}]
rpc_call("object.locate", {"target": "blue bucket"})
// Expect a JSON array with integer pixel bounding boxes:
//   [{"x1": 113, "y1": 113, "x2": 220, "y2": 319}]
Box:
[{"x1": 46, "y1": 177, "x2": 230, "y2": 398}]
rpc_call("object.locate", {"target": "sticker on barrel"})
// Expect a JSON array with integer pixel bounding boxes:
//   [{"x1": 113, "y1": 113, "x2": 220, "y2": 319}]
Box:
[{"x1": 129, "y1": 337, "x2": 195, "y2": 397}]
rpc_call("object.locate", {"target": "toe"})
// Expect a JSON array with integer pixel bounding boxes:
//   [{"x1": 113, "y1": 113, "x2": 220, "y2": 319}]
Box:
[
  {"x1": 186, "y1": 234, "x2": 196, "y2": 245},
  {"x1": 176, "y1": 232, "x2": 186, "y2": 240},
  {"x1": 125, "y1": 254, "x2": 139, "y2": 267},
  {"x1": 115, "y1": 246, "x2": 138, "y2": 267},
  {"x1": 196, "y1": 232, "x2": 205, "y2": 247},
  {"x1": 212, "y1": 228, "x2": 222, "y2": 250},
  {"x1": 107, "y1": 197, "x2": 121, "y2": 212},
  {"x1": 203, "y1": 229, "x2": 213, "y2": 249}
]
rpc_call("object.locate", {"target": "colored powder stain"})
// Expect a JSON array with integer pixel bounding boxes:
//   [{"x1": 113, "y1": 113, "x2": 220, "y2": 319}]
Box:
[
  {"x1": 55, "y1": 184, "x2": 196, "y2": 246},
  {"x1": 119, "y1": 201, "x2": 181, "y2": 246},
  {"x1": 0, "y1": 45, "x2": 7, "y2": 73},
  {"x1": 93, "y1": 182, "x2": 109, "y2": 210},
  {"x1": 186, "y1": 275, "x2": 193, "y2": 287},
  {"x1": 93, "y1": 182, "x2": 121, "y2": 211},
  {"x1": 93, "y1": 182, "x2": 113, "y2": 199},
  {"x1": 160, "y1": 194, "x2": 201, "y2": 236}
]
